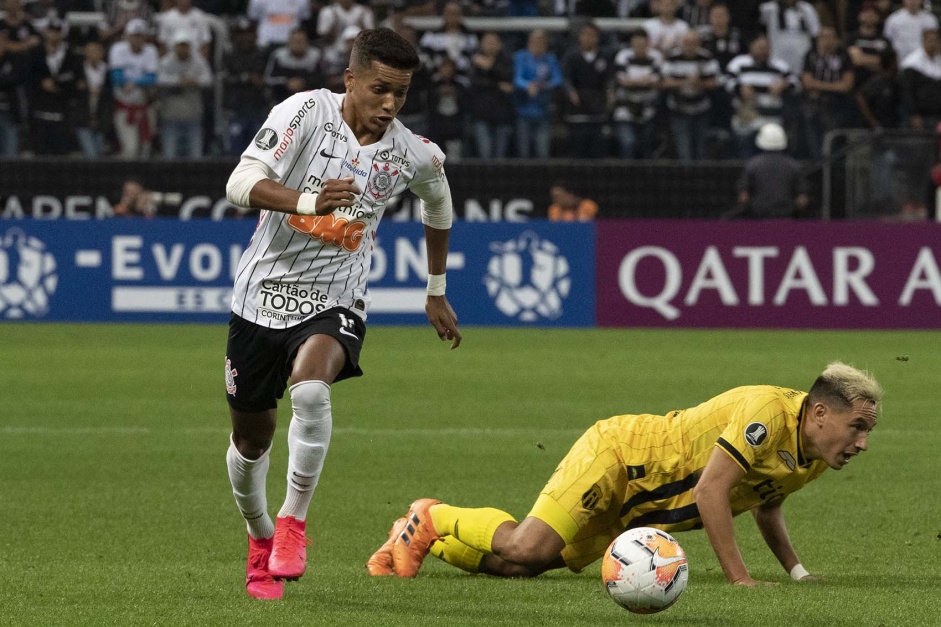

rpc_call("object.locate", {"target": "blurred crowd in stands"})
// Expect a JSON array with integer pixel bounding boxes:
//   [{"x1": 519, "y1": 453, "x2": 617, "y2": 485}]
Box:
[{"x1": 1, "y1": 0, "x2": 940, "y2": 161}]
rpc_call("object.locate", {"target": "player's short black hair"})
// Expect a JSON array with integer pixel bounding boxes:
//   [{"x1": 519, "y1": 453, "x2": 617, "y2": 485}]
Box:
[{"x1": 350, "y1": 28, "x2": 420, "y2": 72}]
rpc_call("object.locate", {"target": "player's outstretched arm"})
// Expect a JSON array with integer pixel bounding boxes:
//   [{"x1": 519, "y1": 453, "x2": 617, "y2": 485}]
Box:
[
  {"x1": 694, "y1": 448, "x2": 776, "y2": 586},
  {"x1": 424, "y1": 224, "x2": 461, "y2": 349},
  {"x1": 225, "y1": 156, "x2": 360, "y2": 216},
  {"x1": 752, "y1": 503, "x2": 819, "y2": 582}
]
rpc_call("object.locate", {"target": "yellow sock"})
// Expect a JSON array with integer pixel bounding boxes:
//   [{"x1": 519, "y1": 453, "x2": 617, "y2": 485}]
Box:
[
  {"x1": 429, "y1": 537, "x2": 485, "y2": 573},
  {"x1": 429, "y1": 504, "x2": 517, "y2": 554}
]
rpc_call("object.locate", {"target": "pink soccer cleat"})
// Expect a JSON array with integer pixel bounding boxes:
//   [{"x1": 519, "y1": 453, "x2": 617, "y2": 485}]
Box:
[
  {"x1": 268, "y1": 516, "x2": 312, "y2": 580},
  {"x1": 245, "y1": 535, "x2": 284, "y2": 600}
]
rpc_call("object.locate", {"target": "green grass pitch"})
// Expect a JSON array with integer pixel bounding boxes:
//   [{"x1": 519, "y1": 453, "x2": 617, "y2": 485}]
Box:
[{"x1": 1, "y1": 324, "x2": 939, "y2": 626}]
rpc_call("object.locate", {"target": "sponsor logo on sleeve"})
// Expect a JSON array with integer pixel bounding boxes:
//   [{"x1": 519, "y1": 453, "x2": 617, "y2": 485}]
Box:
[
  {"x1": 744, "y1": 422, "x2": 768, "y2": 447},
  {"x1": 253, "y1": 128, "x2": 278, "y2": 150}
]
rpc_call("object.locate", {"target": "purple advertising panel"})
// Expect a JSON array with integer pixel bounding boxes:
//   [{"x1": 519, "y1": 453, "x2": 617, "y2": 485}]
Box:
[{"x1": 596, "y1": 220, "x2": 941, "y2": 328}]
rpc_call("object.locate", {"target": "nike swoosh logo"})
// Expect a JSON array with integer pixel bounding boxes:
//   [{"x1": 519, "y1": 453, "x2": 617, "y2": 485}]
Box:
[
  {"x1": 339, "y1": 327, "x2": 358, "y2": 340},
  {"x1": 320, "y1": 149, "x2": 339, "y2": 159},
  {"x1": 651, "y1": 547, "x2": 687, "y2": 569}
]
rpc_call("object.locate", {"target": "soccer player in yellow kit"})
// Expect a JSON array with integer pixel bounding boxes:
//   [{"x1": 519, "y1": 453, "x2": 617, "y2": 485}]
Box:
[{"x1": 366, "y1": 362, "x2": 882, "y2": 585}]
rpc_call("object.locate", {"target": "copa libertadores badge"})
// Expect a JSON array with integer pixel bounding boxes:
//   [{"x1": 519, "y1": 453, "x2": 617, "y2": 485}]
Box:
[
  {"x1": 484, "y1": 232, "x2": 571, "y2": 322},
  {"x1": 254, "y1": 128, "x2": 278, "y2": 150},
  {"x1": 0, "y1": 228, "x2": 58, "y2": 319}
]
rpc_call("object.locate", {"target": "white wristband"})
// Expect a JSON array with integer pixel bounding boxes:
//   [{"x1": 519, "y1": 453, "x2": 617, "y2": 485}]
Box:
[
  {"x1": 296, "y1": 192, "x2": 318, "y2": 215},
  {"x1": 427, "y1": 273, "x2": 446, "y2": 296},
  {"x1": 790, "y1": 564, "x2": 810, "y2": 581}
]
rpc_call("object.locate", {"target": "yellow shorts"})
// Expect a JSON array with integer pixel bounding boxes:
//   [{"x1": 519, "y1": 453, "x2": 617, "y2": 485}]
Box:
[{"x1": 527, "y1": 420, "x2": 628, "y2": 573}]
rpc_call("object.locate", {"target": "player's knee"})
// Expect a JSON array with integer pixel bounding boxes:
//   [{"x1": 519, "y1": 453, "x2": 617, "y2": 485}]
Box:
[
  {"x1": 486, "y1": 559, "x2": 544, "y2": 578},
  {"x1": 231, "y1": 430, "x2": 272, "y2": 459},
  {"x1": 289, "y1": 380, "x2": 332, "y2": 436},
  {"x1": 498, "y1": 534, "x2": 558, "y2": 572}
]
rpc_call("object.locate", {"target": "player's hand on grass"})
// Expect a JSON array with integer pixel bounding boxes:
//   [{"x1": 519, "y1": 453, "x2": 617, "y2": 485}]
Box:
[
  {"x1": 426, "y1": 295, "x2": 462, "y2": 349},
  {"x1": 315, "y1": 177, "x2": 360, "y2": 215}
]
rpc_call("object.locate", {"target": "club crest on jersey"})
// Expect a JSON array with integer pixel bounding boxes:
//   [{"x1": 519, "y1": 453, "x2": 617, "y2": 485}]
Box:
[
  {"x1": 254, "y1": 128, "x2": 278, "y2": 150},
  {"x1": 225, "y1": 358, "x2": 238, "y2": 395},
  {"x1": 368, "y1": 162, "x2": 398, "y2": 199},
  {"x1": 744, "y1": 422, "x2": 768, "y2": 447}
]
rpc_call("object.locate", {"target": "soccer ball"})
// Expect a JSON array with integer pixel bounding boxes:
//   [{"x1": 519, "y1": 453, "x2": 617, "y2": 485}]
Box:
[{"x1": 601, "y1": 527, "x2": 689, "y2": 614}]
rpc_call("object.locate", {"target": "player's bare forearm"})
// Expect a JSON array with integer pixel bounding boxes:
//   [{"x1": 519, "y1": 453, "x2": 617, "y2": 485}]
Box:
[
  {"x1": 248, "y1": 179, "x2": 302, "y2": 213},
  {"x1": 423, "y1": 224, "x2": 450, "y2": 274},
  {"x1": 424, "y1": 224, "x2": 462, "y2": 349},
  {"x1": 694, "y1": 449, "x2": 753, "y2": 584},
  {"x1": 752, "y1": 503, "x2": 802, "y2": 574}
]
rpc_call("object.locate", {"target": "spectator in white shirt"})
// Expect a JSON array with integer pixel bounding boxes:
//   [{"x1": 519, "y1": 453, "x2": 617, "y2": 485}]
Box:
[
  {"x1": 644, "y1": 0, "x2": 690, "y2": 53},
  {"x1": 884, "y1": 0, "x2": 940, "y2": 66},
  {"x1": 156, "y1": 0, "x2": 212, "y2": 58},
  {"x1": 247, "y1": 0, "x2": 311, "y2": 51},
  {"x1": 758, "y1": 0, "x2": 821, "y2": 77},
  {"x1": 157, "y1": 29, "x2": 213, "y2": 158},
  {"x1": 901, "y1": 28, "x2": 941, "y2": 130},
  {"x1": 316, "y1": 0, "x2": 374, "y2": 51}
]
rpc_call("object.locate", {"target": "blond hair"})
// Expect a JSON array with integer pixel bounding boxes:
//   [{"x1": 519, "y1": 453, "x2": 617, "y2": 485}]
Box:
[{"x1": 808, "y1": 361, "x2": 883, "y2": 409}]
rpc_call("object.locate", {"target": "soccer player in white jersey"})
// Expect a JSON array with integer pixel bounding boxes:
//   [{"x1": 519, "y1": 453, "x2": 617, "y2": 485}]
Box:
[{"x1": 223, "y1": 27, "x2": 462, "y2": 600}]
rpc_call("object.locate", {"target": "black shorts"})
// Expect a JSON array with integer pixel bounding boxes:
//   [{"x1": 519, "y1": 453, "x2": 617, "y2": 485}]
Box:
[{"x1": 224, "y1": 307, "x2": 366, "y2": 412}]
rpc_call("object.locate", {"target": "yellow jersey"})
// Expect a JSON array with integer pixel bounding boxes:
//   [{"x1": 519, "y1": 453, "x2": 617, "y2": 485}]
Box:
[{"x1": 532, "y1": 385, "x2": 830, "y2": 571}]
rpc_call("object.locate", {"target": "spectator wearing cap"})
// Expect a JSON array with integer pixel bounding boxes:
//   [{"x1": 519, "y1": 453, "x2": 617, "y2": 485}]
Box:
[
  {"x1": 156, "y1": 0, "x2": 212, "y2": 58},
  {"x1": 316, "y1": 0, "x2": 373, "y2": 54},
  {"x1": 901, "y1": 28, "x2": 941, "y2": 131},
  {"x1": 108, "y1": 18, "x2": 159, "y2": 158},
  {"x1": 263, "y1": 28, "x2": 322, "y2": 104},
  {"x1": 156, "y1": 29, "x2": 212, "y2": 158},
  {"x1": 734, "y1": 122, "x2": 809, "y2": 218},
  {"x1": 800, "y1": 26, "x2": 854, "y2": 158},
  {"x1": 27, "y1": 17, "x2": 84, "y2": 155},
  {"x1": 561, "y1": 21, "x2": 611, "y2": 159},
  {"x1": 884, "y1": 0, "x2": 939, "y2": 66},
  {"x1": 221, "y1": 18, "x2": 269, "y2": 155},
  {"x1": 0, "y1": 0, "x2": 41, "y2": 156},
  {"x1": 101, "y1": 0, "x2": 154, "y2": 45},
  {"x1": 320, "y1": 24, "x2": 360, "y2": 92},
  {"x1": 513, "y1": 28, "x2": 563, "y2": 159},
  {"x1": 247, "y1": 0, "x2": 311, "y2": 53},
  {"x1": 758, "y1": 0, "x2": 821, "y2": 79},
  {"x1": 76, "y1": 40, "x2": 113, "y2": 158}
]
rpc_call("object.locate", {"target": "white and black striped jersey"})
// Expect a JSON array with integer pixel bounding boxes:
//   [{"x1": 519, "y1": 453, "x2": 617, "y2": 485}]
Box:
[
  {"x1": 661, "y1": 48, "x2": 719, "y2": 115},
  {"x1": 231, "y1": 88, "x2": 449, "y2": 328},
  {"x1": 726, "y1": 53, "x2": 798, "y2": 119},
  {"x1": 612, "y1": 48, "x2": 662, "y2": 123}
]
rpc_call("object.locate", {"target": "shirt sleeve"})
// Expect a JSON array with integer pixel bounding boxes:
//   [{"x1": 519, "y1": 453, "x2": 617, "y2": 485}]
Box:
[
  {"x1": 241, "y1": 91, "x2": 319, "y2": 182},
  {"x1": 408, "y1": 140, "x2": 453, "y2": 229},
  {"x1": 715, "y1": 394, "x2": 790, "y2": 472}
]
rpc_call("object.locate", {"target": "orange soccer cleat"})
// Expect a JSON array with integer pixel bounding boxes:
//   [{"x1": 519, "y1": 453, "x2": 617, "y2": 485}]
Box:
[
  {"x1": 366, "y1": 517, "x2": 408, "y2": 576},
  {"x1": 245, "y1": 535, "x2": 284, "y2": 600},
  {"x1": 268, "y1": 516, "x2": 312, "y2": 580},
  {"x1": 392, "y1": 498, "x2": 441, "y2": 578}
]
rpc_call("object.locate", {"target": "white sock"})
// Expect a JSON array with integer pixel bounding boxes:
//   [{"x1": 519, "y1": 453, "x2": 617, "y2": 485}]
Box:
[
  {"x1": 278, "y1": 380, "x2": 332, "y2": 521},
  {"x1": 226, "y1": 436, "x2": 275, "y2": 540}
]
